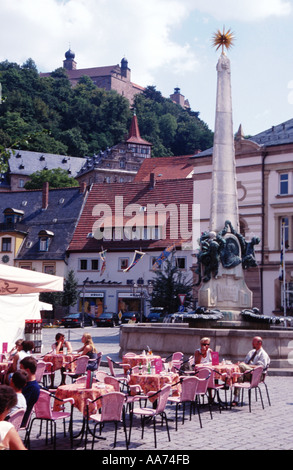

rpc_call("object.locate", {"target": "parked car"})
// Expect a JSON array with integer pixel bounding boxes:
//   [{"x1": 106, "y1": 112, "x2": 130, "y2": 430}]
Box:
[
  {"x1": 145, "y1": 308, "x2": 165, "y2": 323},
  {"x1": 60, "y1": 313, "x2": 95, "y2": 328},
  {"x1": 121, "y1": 311, "x2": 140, "y2": 323},
  {"x1": 96, "y1": 312, "x2": 118, "y2": 327}
]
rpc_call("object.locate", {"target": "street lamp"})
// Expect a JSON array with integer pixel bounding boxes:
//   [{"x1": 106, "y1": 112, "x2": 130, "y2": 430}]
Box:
[{"x1": 132, "y1": 279, "x2": 153, "y2": 322}]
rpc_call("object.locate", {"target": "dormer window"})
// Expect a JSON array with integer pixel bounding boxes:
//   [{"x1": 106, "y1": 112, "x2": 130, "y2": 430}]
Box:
[
  {"x1": 3, "y1": 208, "x2": 24, "y2": 227},
  {"x1": 38, "y1": 230, "x2": 54, "y2": 252}
]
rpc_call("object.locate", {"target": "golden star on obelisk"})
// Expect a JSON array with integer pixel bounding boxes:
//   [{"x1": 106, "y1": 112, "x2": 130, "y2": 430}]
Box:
[{"x1": 212, "y1": 27, "x2": 235, "y2": 54}]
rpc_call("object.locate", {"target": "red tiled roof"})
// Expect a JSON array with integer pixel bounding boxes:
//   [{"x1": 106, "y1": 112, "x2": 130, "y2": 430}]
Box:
[
  {"x1": 68, "y1": 178, "x2": 193, "y2": 253},
  {"x1": 134, "y1": 155, "x2": 194, "y2": 182}
]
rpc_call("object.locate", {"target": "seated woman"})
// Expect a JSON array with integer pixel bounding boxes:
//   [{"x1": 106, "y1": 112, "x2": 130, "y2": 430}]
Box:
[
  {"x1": 76, "y1": 333, "x2": 98, "y2": 371},
  {"x1": 51, "y1": 333, "x2": 72, "y2": 354},
  {"x1": 194, "y1": 337, "x2": 213, "y2": 365},
  {"x1": 7, "y1": 339, "x2": 23, "y2": 360},
  {"x1": 4, "y1": 340, "x2": 34, "y2": 384}
]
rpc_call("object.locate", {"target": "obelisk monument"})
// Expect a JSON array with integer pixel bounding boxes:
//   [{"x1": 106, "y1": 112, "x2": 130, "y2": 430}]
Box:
[{"x1": 198, "y1": 29, "x2": 254, "y2": 314}]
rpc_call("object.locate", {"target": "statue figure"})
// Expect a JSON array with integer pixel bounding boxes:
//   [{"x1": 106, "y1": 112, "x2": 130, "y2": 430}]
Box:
[
  {"x1": 242, "y1": 236, "x2": 260, "y2": 270},
  {"x1": 195, "y1": 231, "x2": 221, "y2": 285},
  {"x1": 195, "y1": 220, "x2": 261, "y2": 286}
]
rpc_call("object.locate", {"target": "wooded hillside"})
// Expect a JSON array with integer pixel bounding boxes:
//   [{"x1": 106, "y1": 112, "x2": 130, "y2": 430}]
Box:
[{"x1": 0, "y1": 58, "x2": 213, "y2": 159}]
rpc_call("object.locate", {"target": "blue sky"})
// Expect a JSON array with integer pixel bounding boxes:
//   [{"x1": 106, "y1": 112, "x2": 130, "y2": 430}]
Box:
[{"x1": 0, "y1": 0, "x2": 293, "y2": 136}]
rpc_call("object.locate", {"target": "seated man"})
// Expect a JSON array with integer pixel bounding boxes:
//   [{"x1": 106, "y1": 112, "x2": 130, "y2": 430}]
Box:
[
  {"x1": 232, "y1": 336, "x2": 270, "y2": 406},
  {"x1": 19, "y1": 357, "x2": 40, "y2": 427}
]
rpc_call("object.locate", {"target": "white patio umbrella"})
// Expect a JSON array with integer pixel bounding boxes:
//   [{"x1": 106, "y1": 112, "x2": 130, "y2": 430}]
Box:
[{"x1": 0, "y1": 264, "x2": 63, "y2": 295}]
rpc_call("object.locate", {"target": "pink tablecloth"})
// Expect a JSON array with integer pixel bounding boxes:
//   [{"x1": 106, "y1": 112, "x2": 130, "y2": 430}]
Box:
[
  {"x1": 195, "y1": 362, "x2": 241, "y2": 386},
  {"x1": 129, "y1": 371, "x2": 181, "y2": 402},
  {"x1": 53, "y1": 382, "x2": 114, "y2": 415},
  {"x1": 122, "y1": 354, "x2": 161, "y2": 369},
  {"x1": 43, "y1": 353, "x2": 80, "y2": 373}
]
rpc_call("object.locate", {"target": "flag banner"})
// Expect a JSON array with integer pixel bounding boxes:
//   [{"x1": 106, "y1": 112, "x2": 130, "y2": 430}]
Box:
[
  {"x1": 123, "y1": 250, "x2": 145, "y2": 272},
  {"x1": 151, "y1": 244, "x2": 176, "y2": 271},
  {"x1": 99, "y1": 250, "x2": 107, "y2": 276}
]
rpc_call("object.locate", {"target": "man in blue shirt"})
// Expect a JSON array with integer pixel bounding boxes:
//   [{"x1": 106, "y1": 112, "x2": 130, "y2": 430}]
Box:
[{"x1": 19, "y1": 356, "x2": 40, "y2": 428}]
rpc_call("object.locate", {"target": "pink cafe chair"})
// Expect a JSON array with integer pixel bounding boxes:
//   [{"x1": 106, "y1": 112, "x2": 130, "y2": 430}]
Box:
[
  {"x1": 107, "y1": 356, "x2": 130, "y2": 390},
  {"x1": 131, "y1": 365, "x2": 148, "y2": 374},
  {"x1": 128, "y1": 384, "x2": 171, "y2": 449},
  {"x1": 42, "y1": 361, "x2": 54, "y2": 388},
  {"x1": 25, "y1": 389, "x2": 75, "y2": 450},
  {"x1": 7, "y1": 408, "x2": 26, "y2": 432},
  {"x1": 168, "y1": 376, "x2": 202, "y2": 431},
  {"x1": 205, "y1": 367, "x2": 228, "y2": 410},
  {"x1": 74, "y1": 375, "x2": 98, "y2": 385},
  {"x1": 231, "y1": 365, "x2": 264, "y2": 412},
  {"x1": 19, "y1": 408, "x2": 35, "y2": 448},
  {"x1": 258, "y1": 365, "x2": 271, "y2": 406},
  {"x1": 104, "y1": 375, "x2": 145, "y2": 412},
  {"x1": 62, "y1": 355, "x2": 89, "y2": 383},
  {"x1": 104, "y1": 375, "x2": 120, "y2": 391},
  {"x1": 194, "y1": 367, "x2": 213, "y2": 421},
  {"x1": 85, "y1": 391, "x2": 128, "y2": 450},
  {"x1": 35, "y1": 360, "x2": 48, "y2": 385},
  {"x1": 95, "y1": 371, "x2": 109, "y2": 382}
]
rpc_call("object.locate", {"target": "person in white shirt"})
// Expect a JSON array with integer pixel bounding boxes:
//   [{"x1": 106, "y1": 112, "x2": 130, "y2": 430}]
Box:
[
  {"x1": 243, "y1": 337, "x2": 270, "y2": 369},
  {"x1": 194, "y1": 337, "x2": 213, "y2": 365},
  {"x1": 8, "y1": 371, "x2": 28, "y2": 416},
  {"x1": 232, "y1": 336, "x2": 270, "y2": 405},
  {"x1": 0, "y1": 385, "x2": 26, "y2": 450}
]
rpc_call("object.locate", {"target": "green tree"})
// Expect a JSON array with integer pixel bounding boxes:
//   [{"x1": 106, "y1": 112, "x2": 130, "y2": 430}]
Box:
[
  {"x1": 150, "y1": 256, "x2": 193, "y2": 314},
  {"x1": 39, "y1": 270, "x2": 79, "y2": 315},
  {"x1": 24, "y1": 168, "x2": 79, "y2": 189},
  {"x1": 134, "y1": 86, "x2": 213, "y2": 157},
  {"x1": 62, "y1": 269, "x2": 79, "y2": 308}
]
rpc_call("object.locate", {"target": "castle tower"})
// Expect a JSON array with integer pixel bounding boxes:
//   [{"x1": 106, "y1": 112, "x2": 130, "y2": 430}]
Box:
[{"x1": 63, "y1": 48, "x2": 77, "y2": 71}]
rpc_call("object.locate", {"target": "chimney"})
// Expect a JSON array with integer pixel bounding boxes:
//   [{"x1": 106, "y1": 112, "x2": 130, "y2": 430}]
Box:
[
  {"x1": 42, "y1": 182, "x2": 49, "y2": 210},
  {"x1": 79, "y1": 181, "x2": 87, "y2": 194},
  {"x1": 150, "y1": 173, "x2": 156, "y2": 189}
]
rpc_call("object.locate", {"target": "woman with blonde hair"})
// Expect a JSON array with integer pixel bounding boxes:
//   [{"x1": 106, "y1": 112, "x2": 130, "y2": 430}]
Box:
[
  {"x1": 77, "y1": 334, "x2": 98, "y2": 371},
  {"x1": 194, "y1": 337, "x2": 213, "y2": 365}
]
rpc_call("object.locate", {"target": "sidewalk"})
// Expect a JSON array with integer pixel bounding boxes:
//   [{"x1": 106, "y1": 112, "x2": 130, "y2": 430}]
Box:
[{"x1": 20, "y1": 374, "x2": 293, "y2": 451}]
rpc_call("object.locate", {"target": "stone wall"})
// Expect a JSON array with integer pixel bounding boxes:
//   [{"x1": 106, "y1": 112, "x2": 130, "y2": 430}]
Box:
[{"x1": 119, "y1": 323, "x2": 293, "y2": 369}]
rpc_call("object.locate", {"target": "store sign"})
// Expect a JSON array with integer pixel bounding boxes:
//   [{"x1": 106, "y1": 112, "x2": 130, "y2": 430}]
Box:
[
  {"x1": 118, "y1": 292, "x2": 140, "y2": 298},
  {"x1": 80, "y1": 292, "x2": 104, "y2": 298}
]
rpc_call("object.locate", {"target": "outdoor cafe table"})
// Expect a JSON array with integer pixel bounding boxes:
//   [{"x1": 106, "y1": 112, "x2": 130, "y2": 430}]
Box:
[
  {"x1": 43, "y1": 353, "x2": 80, "y2": 373},
  {"x1": 53, "y1": 381, "x2": 114, "y2": 416},
  {"x1": 195, "y1": 362, "x2": 241, "y2": 386},
  {"x1": 53, "y1": 381, "x2": 114, "y2": 443},
  {"x1": 122, "y1": 354, "x2": 161, "y2": 370},
  {"x1": 128, "y1": 371, "x2": 181, "y2": 403}
]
